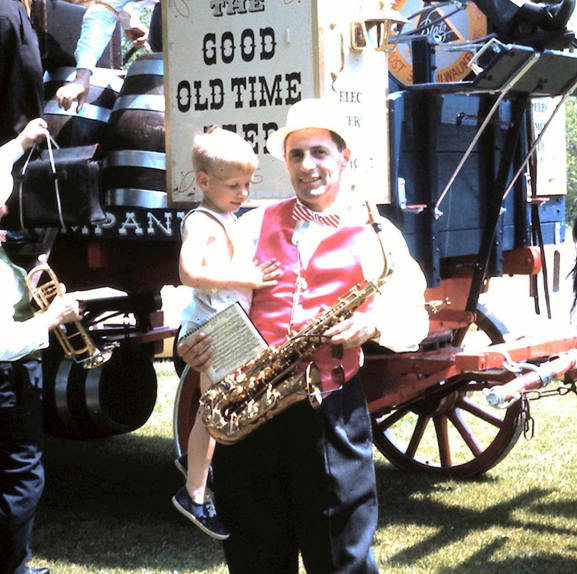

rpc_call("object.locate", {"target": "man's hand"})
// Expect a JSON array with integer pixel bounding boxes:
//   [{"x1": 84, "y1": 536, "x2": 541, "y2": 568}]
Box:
[
  {"x1": 44, "y1": 286, "x2": 81, "y2": 331},
  {"x1": 124, "y1": 25, "x2": 149, "y2": 49},
  {"x1": 55, "y1": 69, "x2": 91, "y2": 112},
  {"x1": 177, "y1": 331, "x2": 215, "y2": 372},
  {"x1": 119, "y1": 6, "x2": 149, "y2": 49},
  {"x1": 323, "y1": 312, "x2": 378, "y2": 348},
  {"x1": 16, "y1": 118, "x2": 49, "y2": 151}
]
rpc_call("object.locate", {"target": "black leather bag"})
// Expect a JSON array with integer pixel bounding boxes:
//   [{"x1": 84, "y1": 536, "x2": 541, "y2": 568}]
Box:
[{"x1": 4, "y1": 141, "x2": 107, "y2": 230}]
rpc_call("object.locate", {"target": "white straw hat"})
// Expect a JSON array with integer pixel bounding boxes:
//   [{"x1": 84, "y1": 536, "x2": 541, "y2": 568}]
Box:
[{"x1": 266, "y1": 98, "x2": 351, "y2": 160}]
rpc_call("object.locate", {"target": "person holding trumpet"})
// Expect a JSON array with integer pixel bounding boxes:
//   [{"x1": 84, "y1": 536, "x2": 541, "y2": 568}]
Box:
[{"x1": 0, "y1": 119, "x2": 81, "y2": 574}]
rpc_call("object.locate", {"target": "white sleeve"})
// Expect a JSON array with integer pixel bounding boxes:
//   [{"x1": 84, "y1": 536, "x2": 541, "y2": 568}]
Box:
[
  {"x1": 236, "y1": 207, "x2": 429, "y2": 352},
  {"x1": 0, "y1": 262, "x2": 50, "y2": 361},
  {"x1": 367, "y1": 218, "x2": 429, "y2": 352},
  {"x1": 0, "y1": 139, "x2": 25, "y2": 170},
  {"x1": 75, "y1": 0, "x2": 132, "y2": 73},
  {"x1": 0, "y1": 315, "x2": 51, "y2": 362}
]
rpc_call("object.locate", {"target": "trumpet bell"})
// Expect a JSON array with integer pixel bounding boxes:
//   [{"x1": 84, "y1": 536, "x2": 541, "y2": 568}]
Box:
[{"x1": 81, "y1": 346, "x2": 115, "y2": 369}]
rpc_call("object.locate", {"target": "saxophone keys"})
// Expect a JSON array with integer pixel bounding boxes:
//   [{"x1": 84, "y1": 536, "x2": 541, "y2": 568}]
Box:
[
  {"x1": 305, "y1": 364, "x2": 323, "y2": 410},
  {"x1": 247, "y1": 400, "x2": 259, "y2": 418}
]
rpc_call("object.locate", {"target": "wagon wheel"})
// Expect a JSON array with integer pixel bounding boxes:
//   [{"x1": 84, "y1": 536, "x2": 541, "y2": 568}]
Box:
[
  {"x1": 172, "y1": 326, "x2": 187, "y2": 378},
  {"x1": 173, "y1": 365, "x2": 201, "y2": 455},
  {"x1": 371, "y1": 304, "x2": 523, "y2": 478}
]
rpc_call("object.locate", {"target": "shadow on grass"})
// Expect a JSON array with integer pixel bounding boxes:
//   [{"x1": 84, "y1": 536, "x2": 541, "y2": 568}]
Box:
[
  {"x1": 374, "y1": 461, "x2": 577, "y2": 574},
  {"x1": 35, "y1": 432, "x2": 226, "y2": 571},
  {"x1": 442, "y1": 540, "x2": 577, "y2": 574},
  {"x1": 35, "y1": 428, "x2": 577, "y2": 573}
]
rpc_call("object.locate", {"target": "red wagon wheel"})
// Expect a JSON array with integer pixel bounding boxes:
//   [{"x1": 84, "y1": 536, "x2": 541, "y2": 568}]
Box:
[
  {"x1": 173, "y1": 365, "x2": 201, "y2": 456},
  {"x1": 370, "y1": 305, "x2": 524, "y2": 478}
]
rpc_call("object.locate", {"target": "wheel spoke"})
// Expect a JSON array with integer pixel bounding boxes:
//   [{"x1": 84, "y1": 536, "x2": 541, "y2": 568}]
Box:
[
  {"x1": 406, "y1": 414, "x2": 431, "y2": 458},
  {"x1": 362, "y1": 305, "x2": 523, "y2": 477},
  {"x1": 457, "y1": 395, "x2": 507, "y2": 428},
  {"x1": 433, "y1": 415, "x2": 451, "y2": 468},
  {"x1": 374, "y1": 406, "x2": 409, "y2": 431},
  {"x1": 448, "y1": 408, "x2": 483, "y2": 456}
]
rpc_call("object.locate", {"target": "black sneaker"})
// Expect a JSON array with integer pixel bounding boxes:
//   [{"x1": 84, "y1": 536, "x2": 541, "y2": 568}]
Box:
[{"x1": 172, "y1": 486, "x2": 230, "y2": 540}]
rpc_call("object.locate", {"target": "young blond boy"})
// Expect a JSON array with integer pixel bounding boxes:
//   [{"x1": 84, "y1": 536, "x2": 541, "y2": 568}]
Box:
[{"x1": 172, "y1": 126, "x2": 280, "y2": 539}]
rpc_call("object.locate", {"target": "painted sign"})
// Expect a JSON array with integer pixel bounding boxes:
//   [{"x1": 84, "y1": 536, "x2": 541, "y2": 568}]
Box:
[
  {"x1": 388, "y1": 0, "x2": 487, "y2": 85},
  {"x1": 164, "y1": 0, "x2": 391, "y2": 206}
]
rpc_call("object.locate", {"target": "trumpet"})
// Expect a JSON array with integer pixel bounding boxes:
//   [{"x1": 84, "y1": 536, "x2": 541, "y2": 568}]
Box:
[{"x1": 26, "y1": 259, "x2": 114, "y2": 369}]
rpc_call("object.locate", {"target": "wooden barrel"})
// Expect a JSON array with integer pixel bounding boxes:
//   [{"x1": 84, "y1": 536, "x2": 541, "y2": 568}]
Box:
[
  {"x1": 42, "y1": 343, "x2": 157, "y2": 439},
  {"x1": 103, "y1": 53, "x2": 166, "y2": 208},
  {"x1": 43, "y1": 67, "x2": 124, "y2": 147}
]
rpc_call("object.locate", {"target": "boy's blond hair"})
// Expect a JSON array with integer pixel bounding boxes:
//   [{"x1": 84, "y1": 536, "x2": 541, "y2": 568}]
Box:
[{"x1": 192, "y1": 126, "x2": 258, "y2": 174}]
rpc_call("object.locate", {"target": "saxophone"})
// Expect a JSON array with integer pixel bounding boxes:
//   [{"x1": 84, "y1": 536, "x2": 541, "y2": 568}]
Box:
[{"x1": 200, "y1": 202, "x2": 393, "y2": 445}]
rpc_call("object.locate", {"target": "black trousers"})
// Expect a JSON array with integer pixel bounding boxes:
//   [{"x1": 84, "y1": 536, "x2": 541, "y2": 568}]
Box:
[
  {"x1": 0, "y1": 359, "x2": 44, "y2": 574},
  {"x1": 212, "y1": 375, "x2": 379, "y2": 574}
]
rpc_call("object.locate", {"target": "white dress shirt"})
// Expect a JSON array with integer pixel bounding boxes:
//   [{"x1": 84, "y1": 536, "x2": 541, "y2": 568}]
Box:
[
  {"x1": 0, "y1": 251, "x2": 51, "y2": 362},
  {"x1": 237, "y1": 197, "x2": 430, "y2": 353},
  {"x1": 0, "y1": 134, "x2": 51, "y2": 361}
]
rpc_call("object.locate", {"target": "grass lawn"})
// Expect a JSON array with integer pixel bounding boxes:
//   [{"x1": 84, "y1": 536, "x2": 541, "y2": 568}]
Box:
[{"x1": 31, "y1": 361, "x2": 577, "y2": 573}]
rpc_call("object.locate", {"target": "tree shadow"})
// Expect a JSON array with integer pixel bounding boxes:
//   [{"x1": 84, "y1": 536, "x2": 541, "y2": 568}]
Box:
[
  {"x1": 374, "y1": 461, "x2": 577, "y2": 573},
  {"x1": 442, "y1": 540, "x2": 577, "y2": 574},
  {"x1": 36, "y1": 429, "x2": 577, "y2": 573},
  {"x1": 36, "y1": 432, "x2": 226, "y2": 571}
]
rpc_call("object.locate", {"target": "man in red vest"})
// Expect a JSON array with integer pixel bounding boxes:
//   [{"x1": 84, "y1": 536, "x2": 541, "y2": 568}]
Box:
[{"x1": 179, "y1": 98, "x2": 429, "y2": 574}]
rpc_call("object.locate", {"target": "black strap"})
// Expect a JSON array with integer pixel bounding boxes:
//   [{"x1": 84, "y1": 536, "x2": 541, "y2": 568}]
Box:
[{"x1": 19, "y1": 134, "x2": 65, "y2": 229}]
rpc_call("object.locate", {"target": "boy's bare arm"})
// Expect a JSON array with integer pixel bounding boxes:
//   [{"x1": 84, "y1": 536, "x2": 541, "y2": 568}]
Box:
[{"x1": 179, "y1": 214, "x2": 281, "y2": 290}]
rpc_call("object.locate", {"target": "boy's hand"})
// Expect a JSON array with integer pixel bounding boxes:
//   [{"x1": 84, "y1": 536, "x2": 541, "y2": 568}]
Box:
[{"x1": 253, "y1": 258, "x2": 282, "y2": 289}]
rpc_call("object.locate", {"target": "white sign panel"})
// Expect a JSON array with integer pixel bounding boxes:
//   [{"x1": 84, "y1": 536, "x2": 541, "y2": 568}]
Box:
[
  {"x1": 531, "y1": 98, "x2": 567, "y2": 196},
  {"x1": 164, "y1": 0, "x2": 391, "y2": 206}
]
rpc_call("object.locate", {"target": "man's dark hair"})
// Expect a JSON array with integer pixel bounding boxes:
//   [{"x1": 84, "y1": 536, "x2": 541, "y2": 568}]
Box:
[{"x1": 329, "y1": 131, "x2": 346, "y2": 152}]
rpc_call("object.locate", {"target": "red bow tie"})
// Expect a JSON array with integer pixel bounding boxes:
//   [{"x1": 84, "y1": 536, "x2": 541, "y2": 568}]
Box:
[{"x1": 292, "y1": 203, "x2": 340, "y2": 228}]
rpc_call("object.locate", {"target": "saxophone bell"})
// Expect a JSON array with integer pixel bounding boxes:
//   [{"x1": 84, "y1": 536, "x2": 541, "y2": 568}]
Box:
[{"x1": 26, "y1": 260, "x2": 115, "y2": 369}]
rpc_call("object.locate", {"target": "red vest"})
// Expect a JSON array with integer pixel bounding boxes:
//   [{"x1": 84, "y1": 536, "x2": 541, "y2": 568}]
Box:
[{"x1": 250, "y1": 199, "x2": 375, "y2": 390}]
